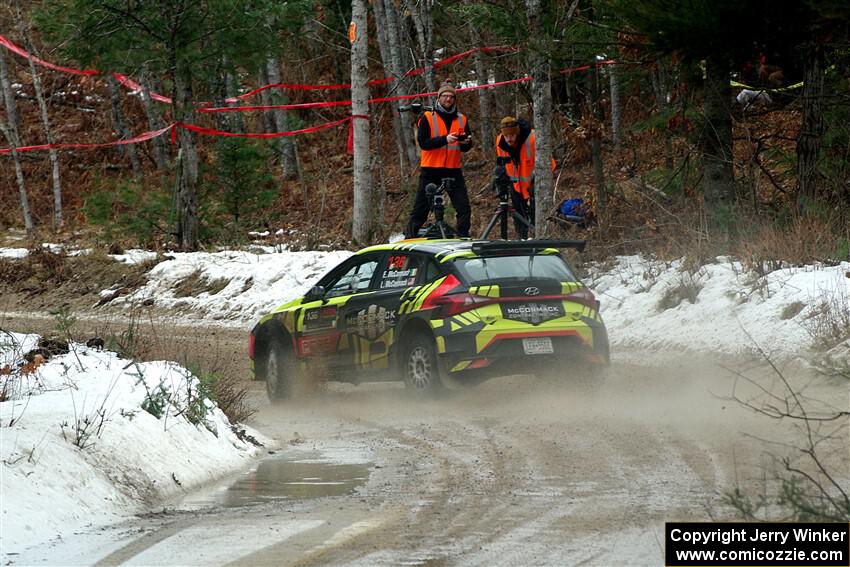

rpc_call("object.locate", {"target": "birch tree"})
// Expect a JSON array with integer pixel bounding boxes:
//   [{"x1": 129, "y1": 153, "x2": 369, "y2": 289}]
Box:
[
  {"x1": 15, "y1": 1, "x2": 63, "y2": 231},
  {"x1": 527, "y1": 0, "x2": 554, "y2": 238},
  {"x1": 0, "y1": 48, "x2": 32, "y2": 236},
  {"x1": 372, "y1": 0, "x2": 409, "y2": 173},
  {"x1": 350, "y1": 0, "x2": 374, "y2": 244},
  {"x1": 380, "y1": 0, "x2": 418, "y2": 170}
]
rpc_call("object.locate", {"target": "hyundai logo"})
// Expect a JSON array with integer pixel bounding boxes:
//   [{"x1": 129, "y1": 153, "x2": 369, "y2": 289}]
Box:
[{"x1": 524, "y1": 286, "x2": 540, "y2": 296}]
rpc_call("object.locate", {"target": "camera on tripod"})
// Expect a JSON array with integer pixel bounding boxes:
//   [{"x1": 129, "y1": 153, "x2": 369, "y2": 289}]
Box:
[
  {"x1": 417, "y1": 178, "x2": 456, "y2": 239},
  {"x1": 426, "y1": 181, "x2": 446, "y2": 207},
  {"x1": 492, "y1": 156, "x2": 513, "y2": 201}
]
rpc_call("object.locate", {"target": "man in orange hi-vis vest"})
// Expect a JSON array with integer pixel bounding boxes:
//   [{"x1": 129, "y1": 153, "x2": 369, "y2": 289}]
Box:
[
  {"x1": 404, "y1": 82, "x2": 474, "y2": 238},
  {"x1": 495, "y1": 116, "x2": 555, "y2": 239}
]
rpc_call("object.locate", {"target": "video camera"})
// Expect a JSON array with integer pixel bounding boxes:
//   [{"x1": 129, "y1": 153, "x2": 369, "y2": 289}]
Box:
[
  {"x1": 492, "y1": 156, "x2": 513, "y2": 201},
  {"x1": 417, "y1": 178, "x2": 456, "y2": 238},
  {"x1": 398, "y1": 102, "x2": 430, "y2": 114},
  {"x1": 426, "y1": 178, "x2": 453, "y2": 209}
]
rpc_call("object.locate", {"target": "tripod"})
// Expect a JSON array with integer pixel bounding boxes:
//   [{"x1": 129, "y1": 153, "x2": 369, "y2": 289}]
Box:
[
  {"x1": 417, "y1": 179, "x2": 457, "y2": 239},
  {"x1": 480, "y1": 186, "x2": 534, "y2": 240}
]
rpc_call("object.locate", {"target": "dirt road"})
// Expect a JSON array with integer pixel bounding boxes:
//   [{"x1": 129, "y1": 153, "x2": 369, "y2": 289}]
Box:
[{"x1": 14, "y1": 347, "x2": 832, "y2": 567}]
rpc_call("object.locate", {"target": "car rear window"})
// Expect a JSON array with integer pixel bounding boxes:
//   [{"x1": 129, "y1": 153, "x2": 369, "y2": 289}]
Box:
[{"x1": 453, "y1": 254, "x2": 577, "y2": 285}]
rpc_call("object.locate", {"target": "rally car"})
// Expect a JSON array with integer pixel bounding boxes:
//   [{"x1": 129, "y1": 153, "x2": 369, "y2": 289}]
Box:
[{"x1": 249, "y1": 239, "x2": 609, "y2": 401}]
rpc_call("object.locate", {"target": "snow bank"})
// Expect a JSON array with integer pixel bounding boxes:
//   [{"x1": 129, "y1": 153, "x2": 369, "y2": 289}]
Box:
[
  {"x1": 0, "y1": 333, "x2": 268, "y2": 553},
  {"x1": 114, "y1": 249, "x2": 353, "y2": 324},
  {"x1": 590, "y1": 255, "x2": 850, "y2": 357}
]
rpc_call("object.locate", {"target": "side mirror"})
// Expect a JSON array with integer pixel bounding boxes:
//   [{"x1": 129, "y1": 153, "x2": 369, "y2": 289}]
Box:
[{"x1": 304, "y1": 285, "x2": 325, "y2": 302}]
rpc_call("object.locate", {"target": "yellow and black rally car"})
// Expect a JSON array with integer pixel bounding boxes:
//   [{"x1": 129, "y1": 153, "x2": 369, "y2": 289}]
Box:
[{"x1": 249, "y1": 239, "x2": 609, "y2": 401}]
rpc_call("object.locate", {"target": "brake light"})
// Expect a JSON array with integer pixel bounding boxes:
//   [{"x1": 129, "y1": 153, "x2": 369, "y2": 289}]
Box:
[
  {"x1": 420, "y1": 274, "x2": 496, "y2": 317},
  {"x1": 248, "y1": 332, "x2": 255, "y2": 359},
  {"x1": 565, "y1": 287, "x2": 598, "y2": 310},
  {"x1": 430, "y1": 292, "x2": 497, "y2": 317}
]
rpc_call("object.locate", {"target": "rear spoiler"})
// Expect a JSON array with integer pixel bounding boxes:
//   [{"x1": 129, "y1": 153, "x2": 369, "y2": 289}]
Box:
[{"x1": 471, "y1": 239, "x2": 586, "y2": 254}]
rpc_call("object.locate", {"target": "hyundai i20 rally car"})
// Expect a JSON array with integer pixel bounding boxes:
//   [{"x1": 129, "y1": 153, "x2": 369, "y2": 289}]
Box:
[{"x1": 249, "y1": 239, "x2": 609, "y2": 401}]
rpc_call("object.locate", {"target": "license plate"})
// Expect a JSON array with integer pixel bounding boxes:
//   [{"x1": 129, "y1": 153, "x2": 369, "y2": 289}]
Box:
[{"x1": 522, "y1": 337, "x2": 553, "y2": 355}]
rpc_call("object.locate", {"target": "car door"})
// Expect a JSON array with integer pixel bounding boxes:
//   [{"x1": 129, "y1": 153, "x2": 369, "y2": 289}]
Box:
[
  {"x1": 297, "y1": 254, "x2": 381, "y2": 367},
  {"x1": 340, "y1": 252, "x2": 426, "y2": 370}
]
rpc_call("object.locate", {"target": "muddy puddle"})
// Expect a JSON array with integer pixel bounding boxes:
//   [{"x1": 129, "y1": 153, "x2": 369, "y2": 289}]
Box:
[{"x1": 178, "y1": 452, "x2": 371, "y2": 509}]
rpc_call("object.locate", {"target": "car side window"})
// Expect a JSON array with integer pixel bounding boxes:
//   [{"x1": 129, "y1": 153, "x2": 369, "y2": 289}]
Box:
[
  {"x1": 378, "y1": 254, "x2": 422, "y2": 290},
  {"x1": 423, "y1": 258, "x2": 443, "y2": 283},
  {"x1": 325, "y1": 258, "x2": 379, "y2": 298}
]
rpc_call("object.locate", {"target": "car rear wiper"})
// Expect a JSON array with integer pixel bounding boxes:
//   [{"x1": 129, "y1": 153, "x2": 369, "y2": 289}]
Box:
[{"x1": 471, "y1": 239, "x2": 586, "y2": 254}]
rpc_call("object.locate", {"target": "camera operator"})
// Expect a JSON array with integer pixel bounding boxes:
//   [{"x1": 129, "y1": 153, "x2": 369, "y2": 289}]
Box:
[
  {"x1": 404, "y1": 82, "x2": 474, "y2": 238},
  {"x1": 495, "y1": 116, "x2": 556, "y2": 239}
]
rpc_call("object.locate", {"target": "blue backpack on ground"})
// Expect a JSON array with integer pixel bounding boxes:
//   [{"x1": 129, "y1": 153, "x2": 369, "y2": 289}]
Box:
[
  {"x1": 556, "y1": 197, "x2": 595, "y2": 229},
  {"x1": 559, "y1": 198, "x2": 585, "y2": 218}
]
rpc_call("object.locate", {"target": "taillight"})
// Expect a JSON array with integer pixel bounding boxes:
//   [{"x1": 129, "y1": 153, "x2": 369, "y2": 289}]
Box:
[
  {"x1": 421, "y1": 275, "x2": 495, "y2": 318},
  {"x1": 248, "y1": 332, "x2": 256, "y2": 359},
  {"x1": 565, "y1": 287, "x2": 598, "y2": 310},
  {"x1": 430, "y1": 292, "x2": 496, "y2": 317}
]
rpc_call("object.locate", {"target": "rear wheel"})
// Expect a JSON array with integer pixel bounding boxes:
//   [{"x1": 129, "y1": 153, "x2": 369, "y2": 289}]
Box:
[{"x1": 401, "y1": 333, "x2": 443, "y2": 395}]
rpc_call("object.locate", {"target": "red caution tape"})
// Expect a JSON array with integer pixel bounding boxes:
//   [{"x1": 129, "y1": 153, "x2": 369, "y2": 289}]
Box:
[
  {"x1": 111, "y1": 73, "x2": 172, "y2": 103},
  {"x1": 200, "y1": 76, "x2": 534, "y2": 114},
  {"x1": 174, "y1": 117, "x2": 353, "y2": 140},
  {"x1": 0, "y1": 35, "x2": 98, "y2": 76},
  {"x1": 0, "y1": 35, "x2": 520, "y2": 107},
  {"x1": 0, "y1": 124, "x2": 174, "y2": 155},
  {"x1": 560, "y1": 59, "x2": 615, "y2": 74},
  {"x1": 347, "y1": 114, "x2": 369, "y2": 154}
]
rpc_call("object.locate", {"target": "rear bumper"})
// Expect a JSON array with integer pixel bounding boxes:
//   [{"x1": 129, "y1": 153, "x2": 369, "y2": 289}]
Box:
[{"x1": 441, "y1": 319, "x2": 609, "y2": 374}]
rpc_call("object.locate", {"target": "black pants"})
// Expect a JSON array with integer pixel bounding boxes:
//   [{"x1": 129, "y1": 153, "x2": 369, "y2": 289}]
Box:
[
  {"x1": 511, "y1": 189, "x2": 534, "y2": 239},
  {"x1": 405, "y1": 170, "x2": 471, "y2": 238}
]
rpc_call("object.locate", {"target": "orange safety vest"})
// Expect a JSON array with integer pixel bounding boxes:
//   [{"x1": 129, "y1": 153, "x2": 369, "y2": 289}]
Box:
[
  {"x1": 495, "y1": 130, "x2": 555, "y2": 200},
  {"x1": 420, "y1": 111, "x2": 467, "y2": 169}
]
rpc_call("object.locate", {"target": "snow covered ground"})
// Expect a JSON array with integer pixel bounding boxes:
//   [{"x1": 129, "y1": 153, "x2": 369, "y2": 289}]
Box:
[
  {"x1": 1, "y1": 245, "x2": 848, "y2": 560},
  {"x1": 0, "y1": 331, "x2": 269, "y2": 555}
]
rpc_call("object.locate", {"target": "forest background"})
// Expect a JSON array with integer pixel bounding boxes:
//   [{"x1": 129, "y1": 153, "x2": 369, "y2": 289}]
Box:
[{"x1": 1, "y1": 0, "x2": 849, "y2": 266}]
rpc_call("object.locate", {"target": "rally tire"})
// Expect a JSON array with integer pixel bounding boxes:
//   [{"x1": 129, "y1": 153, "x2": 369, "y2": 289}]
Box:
[
  {"x1": 401, "y1": 332, "x2": 443, "y2": 396},
  {"x1": 265, "y1": 337, "x2": 293, "y2": 402}
]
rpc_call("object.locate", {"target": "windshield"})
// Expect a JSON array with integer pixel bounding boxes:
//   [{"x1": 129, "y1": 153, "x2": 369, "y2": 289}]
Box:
[{"x1": 454, "y1": 254, "x2": 577, "y2": 285}]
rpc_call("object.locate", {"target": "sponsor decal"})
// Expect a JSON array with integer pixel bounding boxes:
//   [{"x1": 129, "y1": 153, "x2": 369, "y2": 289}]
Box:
[
  {"x1": 345, "y1": 304, "x2": 398, "y2": 339},
  {"x1": 501, "y1": 302, "x2": 564, "y2": 325},
  {"x1": 304, "y1": 306, "x2": 338, "y2": 330}
]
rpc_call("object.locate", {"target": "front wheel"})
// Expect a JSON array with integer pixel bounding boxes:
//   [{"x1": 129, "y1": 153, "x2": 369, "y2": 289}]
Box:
[
  {"x1": 265, "y1": 339, "x2": 293, "y2": 402},
  {"x1": 401, "y1": 333, "x2": 443, "y2": 396}
]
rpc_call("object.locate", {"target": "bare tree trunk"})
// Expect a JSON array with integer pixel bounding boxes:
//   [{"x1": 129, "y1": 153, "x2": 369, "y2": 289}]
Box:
[
  {"x1": 0, "y1": 50, "x2": 32, "y2": 236},
  {"x1": 408, "y1": 0, "x2": 436, "y2": 91},
  {"x1": 372, "y1": 0, "x2": 409, "y2": 173},
  {"x1": 384, "y1": 0, "x2": 419, "y2": 169},
  {"x1": 609, "y1": 61, "x2": 621, "y2": 146},
  {"x1": 140, "y1": 65, "x2": 170, "y2": 171},
  {"x1": 15, "y1": 1, "x2": 62, "y2": 231},
  {"x1": 494, "y1": 64, "x2": 514, "y2": 119},
  {"x1": 173, "y1": 58, "x2": 199, "y2": 251},
  {"x1": 702, "y1": 54, "x2": 735, "y2": 219},
  {"x1": 527, "y1": 0, "x2": 554, "y2": 238},
  {"x1": 351, "y1": 0, "x2": 373, "y2": 244},
  {"x1": 107, "y1": 76, "x2": 143, "y2": 179},
  {"x1": 266, "y1": 56, "x2": 299, "y2": 181},
  {"x1": 590, "y1": 60, "x2": 606, "y2": 217},
  {"x1": 464, "y1": 0, "x2": 493, "y2": 160},
  {"x1": 650, "y1": 63, "x2": 674, "y2": 170},
  {"x1": 258, "y1": 66, "x2": 277, "y2": 134},
  {"x1": 796, "y1": 42, "x2": 825, "y2": 214}
]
